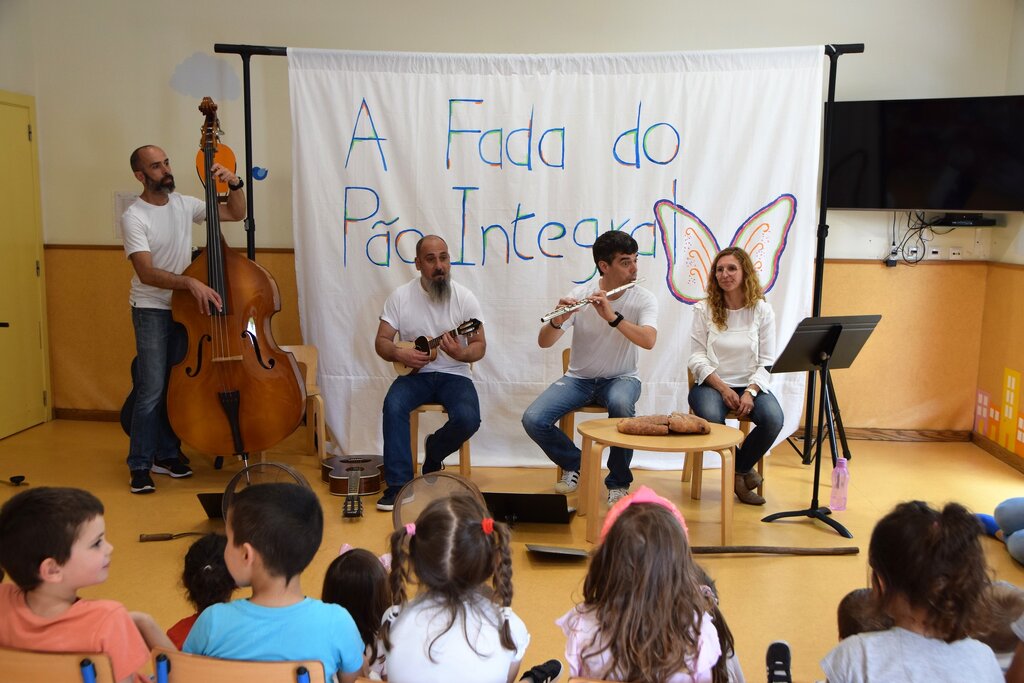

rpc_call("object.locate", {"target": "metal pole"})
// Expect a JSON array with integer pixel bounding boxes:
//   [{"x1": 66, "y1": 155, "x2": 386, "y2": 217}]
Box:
[
  {"x1": 213, "y1": 44, "x2": 288, "y2": 260},
  {"x1": 802, "y1": 43, "x2": 864, "y2": 464}
]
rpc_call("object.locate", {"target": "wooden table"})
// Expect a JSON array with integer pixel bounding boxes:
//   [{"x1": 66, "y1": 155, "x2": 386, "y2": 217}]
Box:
[{"x1": 576, "y1": 418, "x2": 744, "y2": 545}]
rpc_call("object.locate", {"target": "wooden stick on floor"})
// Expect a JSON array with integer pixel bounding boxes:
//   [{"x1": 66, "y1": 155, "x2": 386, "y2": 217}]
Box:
[{"x1": 692, "y1": 545, "x2": 859, "y2": 556}]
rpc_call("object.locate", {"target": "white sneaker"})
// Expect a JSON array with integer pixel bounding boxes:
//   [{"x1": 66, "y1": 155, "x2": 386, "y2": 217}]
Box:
[
  {"x1": 554, "y1": 470, "x2": 579, "y2": 494},
  {"x1": 606, "y1": 487, "x2": 629, "y2": 507}
]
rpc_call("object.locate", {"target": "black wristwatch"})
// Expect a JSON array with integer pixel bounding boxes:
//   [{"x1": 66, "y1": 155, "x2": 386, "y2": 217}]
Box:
[
  {"x1": 608, "y1": 312, "x2": 624, "y2": 328},
  {"x1": 228, "y1": 177, "x2": 245, "y2": 191}
]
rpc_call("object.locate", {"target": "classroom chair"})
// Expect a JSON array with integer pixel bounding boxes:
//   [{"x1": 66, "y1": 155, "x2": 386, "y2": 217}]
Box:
[
  {"x1": 556, "y1": 347, "x2": 607, "y2": 480},
  {"x1": 410, "y1": 403, "x2": 472, "y2": 477},
  {"x1": 152, "y1": 647, "x2": 327, "y2": 683},
  {"x1": 0, "y1": 646, "x2": 115, "y2": 683},
  {"x1": 281, "y1": 344, "x2": 335, "y2": 461}
]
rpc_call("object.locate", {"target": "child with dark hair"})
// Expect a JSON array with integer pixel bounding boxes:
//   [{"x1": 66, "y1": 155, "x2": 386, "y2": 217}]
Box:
[
  {"x1": 822, "y1": 500, "x2": 1002, "y2": 682},
  {"x1": 183, "y1": 483, "x2": 365, "y2": 682},
  {"x1": 558, "y1": 485, "x2": 722, "y2": 683},
  {"x1": 0, "y1": 487, "x2": 170, "y2": 683},
  {"x1": 166, "y1": 533, "x2": 235, "y2": 649},
  {"x1": 836, "y1": 587, "x2": 894, "y2": 640},
  {"x1": 379, "y1": 494, "x2": 529, "y2": 683},
  {"x1": 321, "y1": 547, "x2": 391, "y2": 678},
  {"x1": 973, "y1": 581, "x2": 1024, "y2": 672},
  {"x1": 836, "y1": 581, "x2": 1024, "y2": 672}
]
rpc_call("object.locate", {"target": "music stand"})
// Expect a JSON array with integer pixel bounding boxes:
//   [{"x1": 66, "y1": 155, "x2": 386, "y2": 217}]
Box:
[{"x1": 762, "y1": 315, "x2": 880, "y2": 538}]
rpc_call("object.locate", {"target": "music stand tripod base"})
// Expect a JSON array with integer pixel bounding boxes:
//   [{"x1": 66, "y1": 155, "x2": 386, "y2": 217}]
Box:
[
  {"x1": 762, "y1": 506, "x2": 852, "y2": 539},
  {"x1": 763, "y1": 314, "x2": 879, "y2": 539}
]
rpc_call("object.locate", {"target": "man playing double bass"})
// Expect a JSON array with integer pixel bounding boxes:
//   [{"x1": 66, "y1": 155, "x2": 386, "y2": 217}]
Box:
[
  {"x1": 121, "y1": 145, "x2": 245, "y2": 494},
  {"x1": 373, "y1": 235, "x2": 486, "y2": 511}
]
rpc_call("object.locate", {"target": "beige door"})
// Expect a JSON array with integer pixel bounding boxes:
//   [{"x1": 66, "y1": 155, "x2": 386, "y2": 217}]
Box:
[{"x1": 0, "y1": 91, "x2": 49, "y2": 438}]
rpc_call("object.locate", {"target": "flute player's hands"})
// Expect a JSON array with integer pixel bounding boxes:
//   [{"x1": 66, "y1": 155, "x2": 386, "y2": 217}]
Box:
[{"x1": 552, "y1": 296, "x2": 578, "y2": 327}]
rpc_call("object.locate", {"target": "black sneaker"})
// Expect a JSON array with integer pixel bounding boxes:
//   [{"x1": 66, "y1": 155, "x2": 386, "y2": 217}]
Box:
[
  {"x1": 376, "y1": 489, "x2": 397, "y2": 512},
  {"x1": 422, "y1": 434, "x2": 445, "y2": 474},
  {"x1": 766, "y1": 640, "x2": 793, "y2": 683},
  {"x1": 152, "y1": 459, "x2": 192, "y2": 478},
  {"x1": 520, "y1": 659, "x2": 562, "y2": 683},
  {"x1": 422, "y1": 460, "x2": 446, "y2": 475},
  {"x1": 129, "y1": 470, "x2": 155, "y2": 494}
]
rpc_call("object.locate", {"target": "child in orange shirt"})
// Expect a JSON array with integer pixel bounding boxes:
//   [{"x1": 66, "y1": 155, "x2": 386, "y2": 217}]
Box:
[{"x1": 0, "y1": 487, "x2": 172, "y2": 683}]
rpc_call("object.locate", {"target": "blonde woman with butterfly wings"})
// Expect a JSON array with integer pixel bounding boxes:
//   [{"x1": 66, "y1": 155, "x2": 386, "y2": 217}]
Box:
[{"x1": 655, "y1": 196, "x2": 792, "y2": 507}]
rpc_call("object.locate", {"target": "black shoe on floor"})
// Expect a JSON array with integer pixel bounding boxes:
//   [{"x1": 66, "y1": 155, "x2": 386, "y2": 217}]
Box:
[
  {"x1": 129, "y1": 470, "x2": 155, "y2": 494},
  {"x1": 376, "y1": 489, "x2": 397, "y2": 512},
  {"x1": 152, "y1": 459, "x2": 192, "y2": 478},
  {"x1": 766, "y1": 640, "x2": 793, "y2": 683},
  {"x1": 519, "y1": 658, "x2": 562, "y2": 683}
]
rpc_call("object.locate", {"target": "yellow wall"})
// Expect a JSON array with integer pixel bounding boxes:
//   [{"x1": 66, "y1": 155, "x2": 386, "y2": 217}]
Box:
[
  {"x1": 820, "y1": 261, "x2": 987, "y2": 431},
  {"x1": 47, "y1": 248, "x2": 997, "y2": 433},
  {"x1": 45, "y1": 247, "x2": 302, "y2": 413},
  {"x1": 976, "y1": 263, "x2": 1024, "y2": 451}
]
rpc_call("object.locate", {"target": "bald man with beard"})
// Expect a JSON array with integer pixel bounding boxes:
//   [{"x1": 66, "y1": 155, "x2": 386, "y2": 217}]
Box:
[{"x1": 373, "y1": 235, "x2": 487, "y2": 511}]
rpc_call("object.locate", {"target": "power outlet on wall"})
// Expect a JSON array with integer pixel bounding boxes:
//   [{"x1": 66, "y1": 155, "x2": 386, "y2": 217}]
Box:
[
  {"x1": 928, "y1": 246, "x2": 945, "y2": 259},
  {"x1": 949, "y1": 246, "x2": 963, "y2": 260},
  {"x1": 907, "y1": 246, "x2": 920, "y2": 259}
]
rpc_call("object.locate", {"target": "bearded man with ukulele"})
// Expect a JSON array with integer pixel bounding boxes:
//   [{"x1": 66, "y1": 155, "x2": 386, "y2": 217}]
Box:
[{"x1": 373, "y1": 235, "x2": 486, "y2": 511}]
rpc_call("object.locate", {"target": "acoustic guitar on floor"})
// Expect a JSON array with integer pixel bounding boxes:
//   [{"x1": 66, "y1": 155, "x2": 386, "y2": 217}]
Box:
[
  {"x1": 320, "y1": 455, "x2": 385, "y2": 518},
  {"x1": 392, "y1": 318, "x2": 481, "y2": 376}
]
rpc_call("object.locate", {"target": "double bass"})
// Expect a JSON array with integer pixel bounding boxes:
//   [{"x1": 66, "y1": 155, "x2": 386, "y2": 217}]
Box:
[{"x1": 167, "y1": 97, "x2": 305, "y2": 457}]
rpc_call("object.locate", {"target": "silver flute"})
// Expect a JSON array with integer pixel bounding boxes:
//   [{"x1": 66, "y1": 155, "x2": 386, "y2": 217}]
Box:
[{"x1": 540, "y1": 278, "x2": 645, "y2": 323}]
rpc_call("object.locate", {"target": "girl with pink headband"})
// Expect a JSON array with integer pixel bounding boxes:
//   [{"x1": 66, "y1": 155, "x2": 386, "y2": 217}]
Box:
[{"x1": 559, "y1": 485, "x2": 733, "y2": 683}]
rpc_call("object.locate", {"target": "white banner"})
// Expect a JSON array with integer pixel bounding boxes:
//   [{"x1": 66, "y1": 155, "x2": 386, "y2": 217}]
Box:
[{"x1": 288, "y1": 47, "x2": 823, "y2": 469}]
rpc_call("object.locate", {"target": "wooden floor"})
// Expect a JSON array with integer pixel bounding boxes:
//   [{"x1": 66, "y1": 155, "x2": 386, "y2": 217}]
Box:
[{"x1": 1, "y1": 420, "x2": 1022, "y2": 682}]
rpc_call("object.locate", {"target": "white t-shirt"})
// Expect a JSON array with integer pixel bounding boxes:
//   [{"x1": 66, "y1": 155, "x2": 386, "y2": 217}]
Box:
[
  {"x1": 820, "y1": 627, "x2": 1002, "y2": 683},
  {"x1": 121, "y1": 193, "x2": 206, "y2": 309},
  {"x1": 380, "y1": 278, "x2": 484, "y2": 379},
  {"x1": 379, "y1": 594, "x2": 530, "y2": 683},
  {"x1": 563, "y1": 282, "x2": 658, "y2": 380}
]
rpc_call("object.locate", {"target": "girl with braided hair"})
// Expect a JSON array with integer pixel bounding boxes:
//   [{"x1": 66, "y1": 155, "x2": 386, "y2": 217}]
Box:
[
  {"x1": 822, "y1": 500, "x2": 1002, "y2": 682},
  {"x1": 378, "y1": 494, "x2": 529, "y2": 683}
]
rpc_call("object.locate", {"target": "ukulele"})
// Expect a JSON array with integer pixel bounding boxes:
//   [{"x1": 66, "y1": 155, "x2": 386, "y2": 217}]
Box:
[
  {"x1": 392, "y1": 319, "x2": 482, "y2": 376},
  {"x1": 320, "y1": 455, "x2": 385, "y2": 518}
]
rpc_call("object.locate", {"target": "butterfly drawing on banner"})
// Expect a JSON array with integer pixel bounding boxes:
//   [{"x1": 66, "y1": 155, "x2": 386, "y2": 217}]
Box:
[{"x1": 653, "y1": 194, "x2": 797, "y2": 304}]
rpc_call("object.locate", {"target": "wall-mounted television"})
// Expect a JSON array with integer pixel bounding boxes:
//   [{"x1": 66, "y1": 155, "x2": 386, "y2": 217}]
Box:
[{"x1": 826, "y1": 95, "x2": 1024, "y2": 219}]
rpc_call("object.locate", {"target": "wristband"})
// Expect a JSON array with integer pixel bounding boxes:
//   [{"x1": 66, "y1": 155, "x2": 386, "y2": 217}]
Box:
[
  {"x1": 228, "y1": 177, "x2": 245, "y2": 191},
  {"x1": 608, "y1": 312, "x2": 624, "y2": 328},
  {"x1": 548, "y1": 319, "x2": 562, "y2": 330}
]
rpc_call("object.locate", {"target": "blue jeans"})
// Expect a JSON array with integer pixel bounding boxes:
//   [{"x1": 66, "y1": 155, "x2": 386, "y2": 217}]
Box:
[
  {"x1": 995, "y1": 497, "x2": 1024, "y2": 564},
  {"x1": 522, "y1": 375, "x2": 641, "y2": 490},
  {"x1": 688, "y1": 383, "x2": 784, "y2": 474},
  {"x1": 382, "y1": 372, "x2": 481, "y2": 495},
  {"x1": 127, "y1": 308, "x2": 186, "y2": 471}
]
